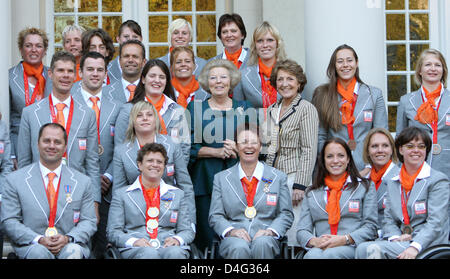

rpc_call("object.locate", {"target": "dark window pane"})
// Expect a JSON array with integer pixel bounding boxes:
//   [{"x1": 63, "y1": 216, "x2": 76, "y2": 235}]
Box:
[
  {"x1": 386, "y1": 14, "x2": 405, "y2": 40},
  {"x1": 410, "y1": 13, "x2": 429, "y2": 40},
  {"x1": 386, "y1": 0, "x2": 405, "y2": 10},
  {"x1": 387, "y1": 44, "x2": 406, "y2": 71},
  {"x1": 387, "y1": 75, "x2": 407, "y2": 102},
  {"x1": 388, "y1": 106, "x2": 398, "y2": 132}
]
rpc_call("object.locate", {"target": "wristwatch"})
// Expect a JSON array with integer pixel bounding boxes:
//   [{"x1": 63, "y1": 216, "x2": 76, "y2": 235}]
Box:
[
  {"x1": 67, "y1": 235, "x2": 75, "y2": 243},
  {"x1": 345, "y1": 234, "x2": 351, "y2": 245}
]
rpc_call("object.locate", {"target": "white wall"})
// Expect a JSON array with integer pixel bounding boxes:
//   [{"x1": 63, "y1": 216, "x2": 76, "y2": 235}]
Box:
[
  {"x1": 0, "y1": 0, "x2": 11, "y2": 122},
  {"x1": 303, "y1": 0, "x2": 385, "y2": 102}
]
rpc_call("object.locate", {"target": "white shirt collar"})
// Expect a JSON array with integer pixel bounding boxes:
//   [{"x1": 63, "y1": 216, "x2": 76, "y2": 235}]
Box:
[
  {"x1": 126, "y1": 176, "x2": 178, "y2": 197},
  {"x1": 392, "y1": 162, "x2": 431, "y2": 181},
  {"x1": 221, "y1": 47, "x2": 248, "y2": 63},
  {"x1": 39, "y1": 161, "x2": 62, "y2": 181},
  {"x1": 238, "y1": 161, "x2": 264, "y2": 181},
  {"x1": 80, "y1": 87, "x2": 102, "y2": 105},
  {"x1": 50, "y1": 93, "x2": 72, "y2": 107}
]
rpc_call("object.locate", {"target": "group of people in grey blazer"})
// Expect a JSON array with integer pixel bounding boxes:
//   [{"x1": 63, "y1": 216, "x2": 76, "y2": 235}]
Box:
[{"x1": 0, "y1": 12, "x2": 449, "y2": 261}]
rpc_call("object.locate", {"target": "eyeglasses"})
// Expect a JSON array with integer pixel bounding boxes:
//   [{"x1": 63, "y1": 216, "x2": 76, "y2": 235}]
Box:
[{"x1": 402, "y1": 143, "x2": 427, "y2": 150}]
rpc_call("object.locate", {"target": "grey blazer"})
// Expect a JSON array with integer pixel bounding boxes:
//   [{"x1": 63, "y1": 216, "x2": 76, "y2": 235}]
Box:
[
  {"x1": 396, "y1": 88, "x2": 450, "y2": 174},
  {"x1": 102, "y1": 79, "x2": 129, "y2": 105},
  {"x1": 209, "y1": 163, "x2": 294, "y2": 239},
  {"x1": 112, "y1": 134, "x2": 195, "y2": 223},
  {"x1": 107, "y1": 178, "x2": 194, "y2": 253},
  {"x1": 383, "y1": 162, "x2": 449, "y2": 248},
  {"x1": 114, "y1": 98, "x2": 191, "y2": 159},
  {"x1": 208, "y1": 47, "x2": 250, "y2": 71},
  {"x1": 0, "y1": 163, "x2": 97, "y2": 259},
  {"x1": 297, "y1": 178, "x2": 378, "y2": 248},
  {"x1": 0, "y1": 120, "x2": 14, "y2": 197},
  {"x1": 233, "y1": 64, "x2": 281, "y2": 109},
  {"x1": 318, "y1": 84, "x2": 388, "y2": 171},
  {"x1": 9, "y1": 62, "x2": 53, "y2": 157},
  {"x1": 17, "y1": 96, "x2": 101, "y2": 203},
  {"x1": 107, "y1": 57, "x2": 122, "y2": 84},
  {"x1": 157, "y1": 52, "x2": 207, "y2": 78},
  {"x1": 71, "y1": 88, "x2": 122, "y2": 177}
]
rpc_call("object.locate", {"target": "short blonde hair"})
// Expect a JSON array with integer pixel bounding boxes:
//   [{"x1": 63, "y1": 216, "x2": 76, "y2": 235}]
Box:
[
  {"x1": 197, "y1": 59, "x2": 241, "y2": 94},
  {"x1": 362, "y1": 127, "x2": 398, "y2": 166},
  {"x1": 62, "y1": 24, "x2": 86, "y2": 42},
  {"x1": 168, "y1": 18, "x2": 193, "y2": 46},
  {"x1": 125, "y1": 101, "x2": 161, "y2": 143},
  {"x1": 249, "y1": 21, "x2": 286, "y2": 66},
  {"x1": 415, "y1": 48, "x2": 448, "y2": 87},
  {"x1": 18, "y1": 27, "x2": 49, "y2": 50}
]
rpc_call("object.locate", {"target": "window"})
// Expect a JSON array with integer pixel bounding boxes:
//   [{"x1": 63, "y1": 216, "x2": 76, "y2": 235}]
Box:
[
  {"x1": 384, "y1": 0, "x2": 430, "y2": 132},
  {"x1": 51, "y1": 0, "x2": 123, "y2": 56},
  {"x1": 147, "y1": 0, "x2": 217, "y2": 59}
]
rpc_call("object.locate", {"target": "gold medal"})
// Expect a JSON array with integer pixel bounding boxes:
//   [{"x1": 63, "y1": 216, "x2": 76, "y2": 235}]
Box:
[
  {"x1": 146, "y1": 219, "x2": 158, "y2": 231},
  {"x1": 149, "y1": 239, "x2": 161, "y2": 249},
  {"x1": 347, "y1": 139, "x2": 357, "y2": 151},
  {"x1": 62, "y1": 157, "x2": 67, "y2": 165},
  {"x1": 244, "y1": 206, "x2": 257, "y2": 219},
  {"x1": 432, "y1": 144, "x2": 441, "y2": 155},
  {"x1": 147, "y1": 207, "x2": 159, "y2": 218},
  {"x1": 45, "y1": 227, "x2": 58, "y2": 237},
  {"x1": 98, "y1": 144, "x2": 104, "y2": 155}
]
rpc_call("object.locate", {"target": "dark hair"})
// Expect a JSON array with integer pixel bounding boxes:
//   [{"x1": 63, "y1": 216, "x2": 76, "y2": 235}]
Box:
[
  {"x1": 235, "y1": 122, "x2": 261, "y2": 144},
  {"x1": 309, "y1": 137, "x2": 369, "y2": 193},
  {"x1": 81, "y1": 28, "x2": 115, "y2": 64},
  {"x1": 38, "y1": 123, "x2": 67, "y2": 145},
  {"x1": 118, "y1": 39, "x2": 146, "y2": 59},
  {"x1": 395, "y1": 127, "x2": 432, "y2": 163},
  {"x1": 136, "y1": 143, "x2": 168, "y2": 166},
  {"x1": 131, "y1": 59, "x2": 176, "y2": 103},
  {"x1": 118, "y1": 20, "x2": 142, "y2": 39},
  {"x1": 50, "y1": 51, "x2": 76, "y2": 72},
  {"x1": 80, "y1": 51, "x2": 107, "y2": 71},
  {"x1": 270, "y1": 59, "x2": 307, "y2": 93},
  {"x1": 217, "y1": 13, "x2": 247, "y2": 46}
]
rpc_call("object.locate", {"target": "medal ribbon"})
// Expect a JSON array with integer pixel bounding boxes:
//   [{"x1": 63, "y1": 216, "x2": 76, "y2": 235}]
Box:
[
  {"x1": 44, "y1": 173, "x2": 62, "y2": 228},
  {"x1": 241, "y1": 177, "x2": 258, "y2": 207},
  {"x1": 49, "y1": 96, "x2": 74, "y2": 159},
  {"x1": 139, "y1": 175, "x2": 160, "y2": 240},
  {"x1": 419, "y1": 87, "x2": 443, "y2": 144}
]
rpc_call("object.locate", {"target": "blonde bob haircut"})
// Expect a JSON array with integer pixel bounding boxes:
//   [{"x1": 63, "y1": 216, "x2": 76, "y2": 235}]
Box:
[
  {"x1": 249, "y1": 21, "x2": 287, "y2": 66},
  {"x1": 197, "y1": 59, "x2": 241, "y2": 94},
  {"x1": 125, "y1": 101, "x2": 161, "y2": 143},
  {"x1": 167, "y1": 18, "x2": 193, "y2": 46},
  {"x1": 414, "y1": 48, "x2": 448, "y2": 87},
  {"x1": 362, "y1": 127, "x2": 398, "y2": 166}
]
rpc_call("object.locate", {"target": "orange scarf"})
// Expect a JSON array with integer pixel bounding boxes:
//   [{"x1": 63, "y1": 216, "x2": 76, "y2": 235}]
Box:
[
  {"x1": 399, "y1": 163, "x2": 424, "y2": 194},
  {"x1": 145, "y1": 95, "x2": 168, "y2": 135},
  {"x1": 172, "y1": 76, "x2": 199, "y2": 108},
  {"x1": 74, "y1": 63, "x2": 82, "y2": 82},
  {"x1": 415, "y1": 84, "x2": 442, "y2": 124},
  {"x1": 370, "y1": 160, "x2": 391, "y2": 191},
  {"x1": 337, "y1": 77, "x2": 357, "y2": 125},
  {"x1": 258, "y1": 58, "x2": 277, "y2": 108},
  {"x1": 22, "y1": 62, "x2": 45, "y2": 100},
  {"x1": 225, "y1": 47, "x2": 243, "y2": 69},
  {"x1": 325, "y1": 172, "x2": 348, "y2": 231}
]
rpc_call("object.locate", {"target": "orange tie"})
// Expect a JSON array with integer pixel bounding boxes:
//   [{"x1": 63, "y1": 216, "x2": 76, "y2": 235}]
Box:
[
  {"x1": 90, "y1": 96, "x2": 100, "y2": 124},
  {"x1": 55, "y1": 103, "x2": 66, "y2": 128},
  {"x1": 47, "y1": 172, "x2": 57, "y2": 209},
  {"x1": 127, "y1": 84, "x2": 137, "y2": 102}
]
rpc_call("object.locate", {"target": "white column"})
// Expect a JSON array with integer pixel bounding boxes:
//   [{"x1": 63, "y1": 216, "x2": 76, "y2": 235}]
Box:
[
  {"x1": 233, "y1": 0, "x2": 263, "y2": 50},
  {"x1": 0, "y1": 0, "x2": 11, "y2": 122},
  {"x1": 303, "y1": 0, "x2": 385, "y2": 102}
]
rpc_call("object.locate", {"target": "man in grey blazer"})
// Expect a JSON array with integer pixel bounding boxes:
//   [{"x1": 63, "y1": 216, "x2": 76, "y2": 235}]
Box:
[
  {"x1": 107, "y1": 20, "x2": 143, "y2": 84},
  {"x1": 1, "y1": 123, "x2": 97, "y2": 259},
  {"x1": 103, "y1": 40, "x2": 146, "y2": 104},
  {"x1": 71, "y1": 51, "x2": 122, "y2": 258},
  {"x1": 17, "y1": 51, "x2": 101, "y2": 218}
]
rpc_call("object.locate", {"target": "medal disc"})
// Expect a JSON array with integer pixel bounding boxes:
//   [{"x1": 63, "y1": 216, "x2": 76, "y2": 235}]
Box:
[
  {"x1": 147, "y1": 207, "x2": 159, "y2": 218},
  {"x1": 244, "y1": 206, "x2": 257, "y2": 219},
  {"x1": 347, "y1": 139, "x2": 357, "y2": 151},
  {"x1": 62, "y1": 157, "x2": 67, "y2": 165},
  {"x1": 402, "y1": 224, "x2": 413, "y2": 235},
  {"x1": 149, "y1": 239, "x2": 161, "y2": 249},
  {"x1": 432, "y1": 144, "x2": 441, "y2": 155},
  {"x1": 98, "y1": 144, "x2": 104, "y2": 155},
  {"x1": 66, "y1": 195, "x2": 72, "y2": 203},
  {"x1": 45, "y1": 227, "x2": 58, "y2": 237},
  {"x1": 146, "y1": 219, "x2": 159, "y2": 231}
]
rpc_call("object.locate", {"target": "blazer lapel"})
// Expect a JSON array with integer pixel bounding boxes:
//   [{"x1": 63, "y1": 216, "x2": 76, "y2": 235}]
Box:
[
  {"x1": 99, "y1": 95, "x2": 116, "y2": 135},
  {"x1": 125, "y1": 141, "x2": 139, "y2": 170},
  {"x1": 278, "y1": 94, "x2": 302, "y2": 123},
  {"x1": 67, "y1": 99, "x2": 86, "y2": 157},
  {"x1": 409, "y1": 90, "x2": 432, "y2": 130},
  {"x1": 12, "y1": 64, "x2": 25, "y2": 97},
  {"x1": 353, "y1": 84, "x2": 370, "y2": 124},
  {"x1": 127, "y1": 186, "x2": 146, "y2": 219},
  {"x1": 245, "y1": 66, "x2": 262, "y2": 96},
  {"x1": 55, "y1": 165, "x2": 78, "y2": 225},
  {"x1": 35, "y1": 98, "x2": 52, "y2": 126},
  {"x1": 253, "y1": 165, "x2": 277, "y2": 207},
  {"x1": 25, "y1": 163, "x2": 50, "y2": 220},
  {"x1": 224, "y1": 165, "x2": 247, "y2": 207},
  {"x1": 156, "y1": 134, "x2": 171, "y2": 155},
  {"x1": 437, "y1": 88, "x2": 450, "y2": 126}
]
